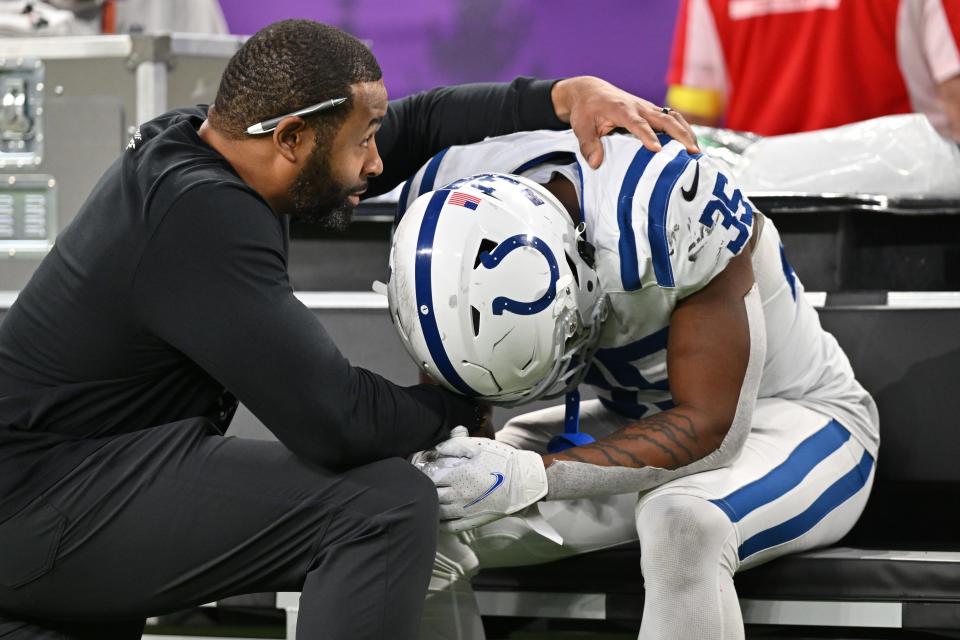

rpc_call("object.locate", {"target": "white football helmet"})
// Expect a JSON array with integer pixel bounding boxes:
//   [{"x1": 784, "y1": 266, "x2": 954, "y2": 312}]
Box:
[{"x1": 388, "y1": 172, "x2": 606, "y2": 405}]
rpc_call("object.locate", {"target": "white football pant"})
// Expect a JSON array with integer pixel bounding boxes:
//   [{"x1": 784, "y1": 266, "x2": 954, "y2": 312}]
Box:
[{"x1": 421, "y1": 397, "x2": 875, "y2": 640}]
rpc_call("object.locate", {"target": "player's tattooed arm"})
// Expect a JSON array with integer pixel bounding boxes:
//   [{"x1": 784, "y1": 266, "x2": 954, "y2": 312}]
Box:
[
  {"x1": 543, "y1": 250, "x2": 757, "y2": 470},
  {"x1": 549, "y1": 409, "x2": 703, "y2": 469}
]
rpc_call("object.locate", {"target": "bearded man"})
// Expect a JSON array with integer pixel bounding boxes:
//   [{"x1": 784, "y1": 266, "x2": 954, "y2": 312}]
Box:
[{"x1": 0, "y1": 18, "x2": 696, "y2": 640}]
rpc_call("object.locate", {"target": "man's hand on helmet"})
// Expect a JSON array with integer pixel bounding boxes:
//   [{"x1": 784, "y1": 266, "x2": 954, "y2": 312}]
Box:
[{"x1": 412, "y1": 427, "x2": 547, "y2": 533}]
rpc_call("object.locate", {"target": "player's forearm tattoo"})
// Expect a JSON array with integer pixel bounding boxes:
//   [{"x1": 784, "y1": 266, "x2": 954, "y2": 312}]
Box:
[
  {"x1": 628, "y1": 413, "x2": 697, "y2": 463},
  {"x1": 620, "y1": 431, "x2": 686, "y2": 466},
  {"x1": 563, "y1": 440, "x2": 646, "y2": 467},
  {"x1": 557, "y1": 412, "x2": 701, "y2": 469}
]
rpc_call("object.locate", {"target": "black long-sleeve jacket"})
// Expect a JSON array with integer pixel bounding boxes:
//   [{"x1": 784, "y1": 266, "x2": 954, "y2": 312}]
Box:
[{"x1": 0, "y1": 78, "x2": 565, "y2": 521}]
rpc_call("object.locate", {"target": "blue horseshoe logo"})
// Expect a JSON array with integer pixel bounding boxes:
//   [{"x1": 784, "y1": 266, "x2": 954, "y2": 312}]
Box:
[{"x1": 478, "y1": 234, "x2": 560, "y2": 316}]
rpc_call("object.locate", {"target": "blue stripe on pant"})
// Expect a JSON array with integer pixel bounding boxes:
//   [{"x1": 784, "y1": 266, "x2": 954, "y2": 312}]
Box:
[
  {"x1": 709, "y1": 419, "x2": 874, "y2": 561},
  {"x1": 737, "y1": 451, "x2": 873, "y2": 560}
]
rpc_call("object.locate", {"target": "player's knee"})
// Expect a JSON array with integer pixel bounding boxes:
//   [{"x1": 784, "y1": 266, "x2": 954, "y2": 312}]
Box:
[{"x1": 636, "y1": 494, "x2": 735, "y2": 590}]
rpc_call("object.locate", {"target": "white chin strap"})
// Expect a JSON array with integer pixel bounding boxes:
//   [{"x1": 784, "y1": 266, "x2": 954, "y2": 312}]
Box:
[{"x1": 545, "y1": 284, "x2": 766, "y2": 501}]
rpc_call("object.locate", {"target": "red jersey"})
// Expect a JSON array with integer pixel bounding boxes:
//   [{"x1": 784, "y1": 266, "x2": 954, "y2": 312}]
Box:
[{"x1": 667, "y1": 0, "x2": 960, "y2": 136}]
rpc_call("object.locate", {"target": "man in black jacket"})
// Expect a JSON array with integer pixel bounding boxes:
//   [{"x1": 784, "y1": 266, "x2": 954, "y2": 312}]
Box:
[{"x1": 0, "y1": 19, "x2": 695, "y2": 639}]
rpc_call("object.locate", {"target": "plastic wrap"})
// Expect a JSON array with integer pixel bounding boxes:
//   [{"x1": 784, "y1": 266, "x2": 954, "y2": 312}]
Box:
[{"x1": 696, "y1": 114, "x2": 960, "y2": 198}]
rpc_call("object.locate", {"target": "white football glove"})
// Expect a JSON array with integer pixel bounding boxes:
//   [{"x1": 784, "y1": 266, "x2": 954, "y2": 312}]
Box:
[{"x1": 413, "y1": 427, "x2": 548, "y2": 533}]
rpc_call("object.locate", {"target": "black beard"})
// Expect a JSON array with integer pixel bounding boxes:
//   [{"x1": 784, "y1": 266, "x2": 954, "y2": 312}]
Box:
[
  {"x1": 287, "y1": 143, "x2": 359, "y2": 232},
  {"x1": 297, "y1": 200, "x2": 353, "y2": 232}
]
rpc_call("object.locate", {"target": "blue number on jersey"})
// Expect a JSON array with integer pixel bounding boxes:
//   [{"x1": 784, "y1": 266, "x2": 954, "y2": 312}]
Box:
[{"x1": 699, "y1": 173, "x2": 753, "y2": 254}]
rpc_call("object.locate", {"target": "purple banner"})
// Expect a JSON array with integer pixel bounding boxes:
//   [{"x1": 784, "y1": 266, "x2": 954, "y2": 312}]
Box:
[{"x1": 221, "y1": 0, "x2": 680, "y2": 103}]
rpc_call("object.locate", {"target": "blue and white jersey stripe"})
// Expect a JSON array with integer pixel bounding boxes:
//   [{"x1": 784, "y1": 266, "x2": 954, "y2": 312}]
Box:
[
  {"x1": 615, "y1": 147, "x2": 657, "y2": 291},
  {"x1": 647, "y1": 149, "x2": 696, "y2": 288}
]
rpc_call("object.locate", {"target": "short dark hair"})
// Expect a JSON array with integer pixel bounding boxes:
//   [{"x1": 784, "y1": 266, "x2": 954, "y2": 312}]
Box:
[{"x1": 210, "y1": 20, "x2": 382, "y2": 140}]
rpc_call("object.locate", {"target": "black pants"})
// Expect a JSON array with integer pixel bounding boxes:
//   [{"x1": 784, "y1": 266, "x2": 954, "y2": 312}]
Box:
[{"x1": 0, "y1": 419, "x2": 439, "y2": 639}]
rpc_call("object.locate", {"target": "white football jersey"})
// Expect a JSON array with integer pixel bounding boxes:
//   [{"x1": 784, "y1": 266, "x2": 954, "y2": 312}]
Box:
[{"x1": 399, "y1": 130, "x2": 879, "y2": 455}]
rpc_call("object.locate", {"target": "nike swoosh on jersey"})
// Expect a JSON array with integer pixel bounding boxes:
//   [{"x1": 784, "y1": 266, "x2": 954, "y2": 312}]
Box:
[
  {"x1": 681, "y1": 162, "x2": 700, "y2": 201},
  {"x1": 464, "y1": 472, "x2": 505, "y2": 508}
]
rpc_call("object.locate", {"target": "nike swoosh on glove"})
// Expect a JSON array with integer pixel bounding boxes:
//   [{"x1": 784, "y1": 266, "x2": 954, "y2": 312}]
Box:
[{"x1": 419, "y1": 427, "x2": 548, "y2": 533}]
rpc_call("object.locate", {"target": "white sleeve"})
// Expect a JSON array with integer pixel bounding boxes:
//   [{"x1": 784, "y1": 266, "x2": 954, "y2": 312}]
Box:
[
  {"x1": 666, "y1": 153, "x2": 756, "y2": 297},
  {"x1": 605, "y1": 139, "x2": 755, "y2": 297}
]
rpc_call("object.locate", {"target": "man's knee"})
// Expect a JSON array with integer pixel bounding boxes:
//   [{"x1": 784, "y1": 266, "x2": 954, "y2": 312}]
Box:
[
  {"x1": 305, "y1": 458, "x2": 440, "y2": 579},
  {"x1": 389, "y1": 456, "x2": 438, "y2": 510},
  {"x1": 636, "y1": 494, "x2": 737, "y2": 589},
  {"x1": 353, "y1": 457, "x2": 439, "y2": 532}
]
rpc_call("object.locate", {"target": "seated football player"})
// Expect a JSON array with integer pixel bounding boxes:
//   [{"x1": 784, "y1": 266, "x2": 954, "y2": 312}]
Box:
[{"x1": 387, "y1": 129, "x2": 880, "y2": 640}]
